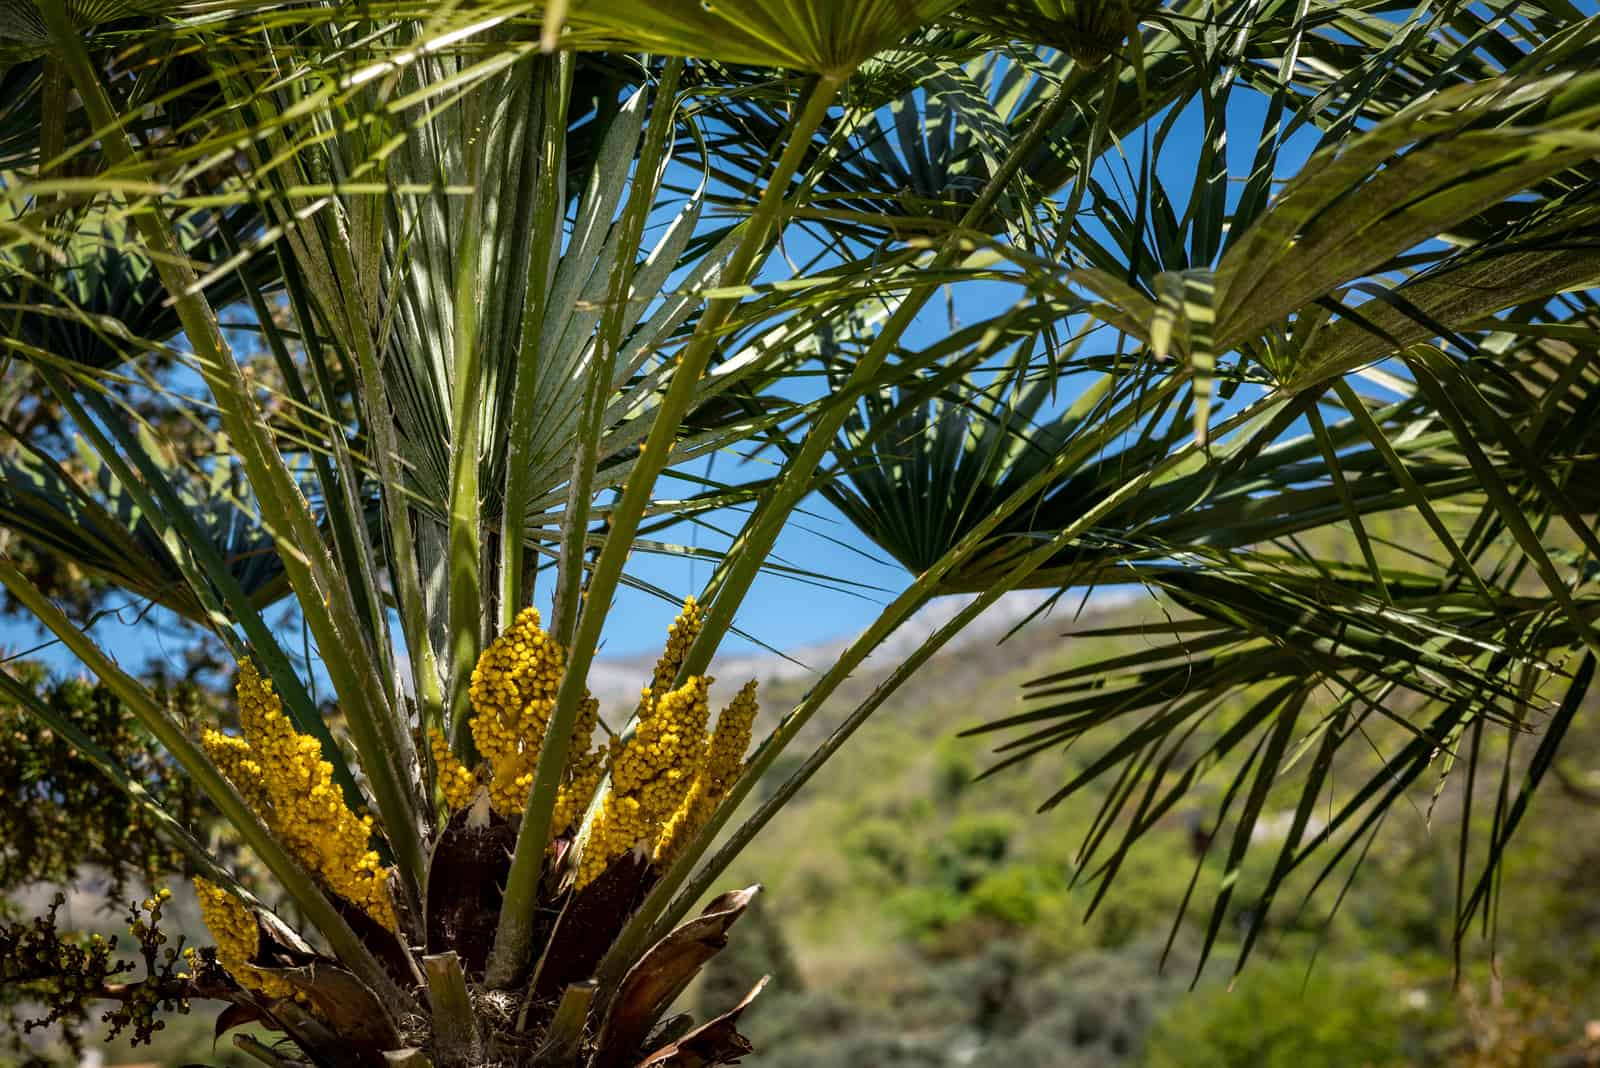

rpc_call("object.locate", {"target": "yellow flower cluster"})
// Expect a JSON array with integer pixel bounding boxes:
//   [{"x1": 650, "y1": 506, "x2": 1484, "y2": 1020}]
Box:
[
  {"x1": 443, "y1": 607, "x2": 604, "y2": 830},
  {"x1": 617, "y1": 675, "x2": 711, "y2": 814},
  {"x1": 552, "y1": 743, "x2": 605, "y2": 834},
  {"x1": 576, "y1": 600, "x2": 761, "y2": 887},
  {"x1": 579, "y1": 674, "x2": 711, "y2": 887},
  {"x1": 655, "y1": 680, "x2": 759, "y2": 866},
  {"x1": 705, "y1": 680, "x2": 759, "y2": 793},
  {"x1": 202, "y1": 662, "x2": 395, "y2": 932},
  {"x1": 641, "y1": 596, "x2": 704, "y2": 712},
  {"x1": 201, "y1": 730, "x2": 270, "y2": 812},
  {"x1": 430, "y1": 727, "x2": 478, "y2": 811},
  {"x1": 435, "y1": 597, "x2": 758, "y2": 887},
  {"x1": 192, "y1": 878, "x2": 294, "y2": 1000},
  {"x1": 469, "y1": 608, "x2": 564, "y2": 772}
]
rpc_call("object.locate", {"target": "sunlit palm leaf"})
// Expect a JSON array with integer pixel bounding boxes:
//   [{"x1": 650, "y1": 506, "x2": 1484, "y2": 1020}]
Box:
[{"x1": 558, "y1": 0, "x2": 963, "y2": 73}]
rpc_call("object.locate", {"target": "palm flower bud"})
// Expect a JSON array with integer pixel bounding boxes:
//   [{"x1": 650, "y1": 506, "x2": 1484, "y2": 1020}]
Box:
[
  {"x1": 469, "y1": 607, "x2": 565, "y2": 774},
  {"x1": 487, "y1": 748, "x2": 536, "y2": 817},
  {"x1": 656, "y1": 679, "x2": 759, "y2": 865},
  {"x1": 637, "y1": 596, "x2": 704, "y2": 718},
  {"x1": 552, "y1": 739, "x2": 604, "y2": 833},
  {"x1": 704, "y1": 679, "x2": 758, "y2": 794},
  {"x1": 191, "y1": 879, "x2": 294, "y2": 1001},
  {"x1": 199, "y1": 729, "x2": 269, "y2": 812},
  {"x1": 463, "y1": 607, "x2": 604, "y2": 824},
  {"x1": 429, "y1": 727, "x2": 479, "y2": 810},
  {"x1": 204, "y1": 663, "x2": 396, "y2": 932},
  {"x1": 579, "y1": 674, "x2": 712, "y2": 887}
]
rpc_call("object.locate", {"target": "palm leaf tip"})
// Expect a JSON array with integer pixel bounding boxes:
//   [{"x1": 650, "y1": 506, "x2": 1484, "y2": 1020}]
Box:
[{"x1": 559, "y1": 0, "x2": 963, "y2": 73}]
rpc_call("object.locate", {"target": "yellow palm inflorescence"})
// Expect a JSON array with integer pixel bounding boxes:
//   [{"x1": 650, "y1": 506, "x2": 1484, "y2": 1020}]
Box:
[
  {"x1": 200, "y1": 729, "x2": 269, "y2": 812},
  {"x1": 655, "y1": 679, "x2": 759, "y2": 866},
  {"x1": 469, "y1": 608, "x2": 563, "y2": 777},
  {"x1": 552, "y1": 743, "x2": 605, "y2": 835},
  {"x1": 574, "y1": 599, "x2": 703, "y2": 885},
  {"x1": 192, "y1": 878, "x2": 294, "y2": 1000},
  {"x1": 573, "y1": 598, "x2": 760, "y2": 888},
  {"x1": 704, "y1": 680, "x2": 759, "y2": 797},
  {"x1": 201, "y1": 662, "x2": 396, "y2": 932},
  {"x1": 431, "y1": 597, "x2": 757, "y2": 889},
  {"x1": 442, "y1": 607, "x2": 605, "y2": 829},
  {"x1": 579, "y1": 673, "x2": 711, "y2": 887},
  {"x1": 430, "y1": 727, "x2": 478, "y2": 811},
  {"x1": 640, "y1": 596, "x2": 704, "y2": 712}
]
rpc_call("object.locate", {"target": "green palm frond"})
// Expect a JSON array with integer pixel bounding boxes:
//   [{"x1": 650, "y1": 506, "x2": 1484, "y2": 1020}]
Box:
[
  {"x1": 556, "y1": 0, "x2": 964, "y2": 74},
  {"x1": 1, "y1": 205, "x2": 272, "y2": 369},
  {"x1": 0, "y1": 429, "x2": 294, "y2": 620},
  {"x1": 0, "y1": 0, "x2": 171, "y2": 65},
  {"x1": 948, "y1": 0, "x2": 1151, "y2": 66},
  {"x1": 842, "y1": 0, "x2": 1600, "y2": 985},
  {"x1": 971, "y1": 548, "x2": 1595, "y2": 976}
]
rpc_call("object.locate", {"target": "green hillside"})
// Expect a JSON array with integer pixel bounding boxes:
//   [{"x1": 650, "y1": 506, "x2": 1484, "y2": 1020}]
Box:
[{"x1": 693, "y1": 592, "x2": 1600, "y2": 1068}]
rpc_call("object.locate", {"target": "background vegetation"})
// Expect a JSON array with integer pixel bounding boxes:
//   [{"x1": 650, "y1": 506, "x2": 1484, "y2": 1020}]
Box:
[{"x1": 6, "y1": 574, "x2": 1598, "y2": 1065}]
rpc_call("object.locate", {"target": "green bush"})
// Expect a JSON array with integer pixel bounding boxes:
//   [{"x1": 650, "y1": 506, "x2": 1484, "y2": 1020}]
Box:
[
  {"x1": 844, "y1": 817, "x2": 914, "y2": 883},
  {"x1": 975, "y1": 938, "x2": 1194, "y2": 1065},
  {"x1": 932, "y1": 737, "x2": 978, "y2": 805},
  {"x1": 931, "y1": 814, "x2": 1014, "y2": 894},
  {"x1": 1143, "y1": 957, "x2": 1423, "y2": 1068},
  {"x1": 886, "y1": 884, "x2": 970, "y2": 942},
  {"x1": 969, "y1": 864, "x2": 1049, "y2": 927}
]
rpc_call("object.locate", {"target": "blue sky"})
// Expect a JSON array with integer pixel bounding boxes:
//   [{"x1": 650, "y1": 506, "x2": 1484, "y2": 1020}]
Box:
[
  {"x1": 5, "y1": 63, "x2": 1333, "y2": 683},
  {"x1": 581, "y1": 85, "x2": 1328, "y2": 658}
]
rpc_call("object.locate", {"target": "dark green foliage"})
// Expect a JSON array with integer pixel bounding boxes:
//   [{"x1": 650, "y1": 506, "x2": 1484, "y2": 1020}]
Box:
[
  {"x1": 861, "y1": 812, "x2": 1058, "y2": 949},
  {"x1": 0, "y1": 670, "x2": 208, "y2": 903},
  {"x1": 931, "y1": 738, "x2": 976, "y2": 806},
  {"x1": 0, "y1": 892, "x2": 196, "y2": 1061}
]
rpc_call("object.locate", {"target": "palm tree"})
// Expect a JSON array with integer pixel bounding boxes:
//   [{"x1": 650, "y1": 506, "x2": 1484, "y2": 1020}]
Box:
[{"x1": 0, "y1": 0, "x2": 1596, "y2": 1064}]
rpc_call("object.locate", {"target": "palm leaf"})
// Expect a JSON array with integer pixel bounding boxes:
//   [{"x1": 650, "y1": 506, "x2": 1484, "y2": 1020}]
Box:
[{"x1": 556, "y1": 0, "x2": 963, "y2": 74}]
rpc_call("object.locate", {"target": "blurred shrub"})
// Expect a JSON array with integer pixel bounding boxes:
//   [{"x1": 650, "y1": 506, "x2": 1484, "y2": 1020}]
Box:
[
  {"x1": 0, "y1": 670, "x2": 210, "y2": 907},
  {"x1": 749, "y1": 989, "x2": 946, "y2": 1068},
  {"x1": 934, "y1": 814, "x2": 1014, "y2": 892},
  {"x1": 695, "y1": 894, "x2": 803, "y2": 1023},
  {"x1": 886, "y1": 884, "x2": 969, "y2": 944},
  {"x1": 933, "y1": 737, "x2": 977, "y2": 805},
  {"x1": 1143, "y1": 957, "x2": 1420, "y2": 1068},
  {"x1": 980, "y1": 938, "x2": 1193, "y2": 1066},
  {"x1": 845, "y1": 817, "x2": 913, "y2": 884}
]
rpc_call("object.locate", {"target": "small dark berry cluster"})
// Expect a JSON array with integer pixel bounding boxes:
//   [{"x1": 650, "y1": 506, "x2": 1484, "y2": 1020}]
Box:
[
  {"x1": 101, "y1": 890, "x2": 194, "y2": 1046},
  {"x1": 0, "y1": 892, "x2": 130, "y2": 1056},
  {"x1": 0, "y1": 890, "x2": 193, "y2": 1055}
]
